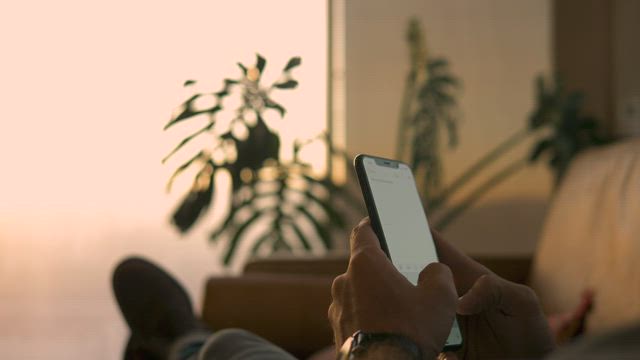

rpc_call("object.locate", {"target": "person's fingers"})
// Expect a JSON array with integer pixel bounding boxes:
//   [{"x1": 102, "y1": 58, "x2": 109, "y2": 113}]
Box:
[
  {"x1": 327, "y1": 302, "x2": 336, "y2": 328},
  {"x1": 458, "y1": 273, "x2": 542, "y2": 317},
  {"x1": 431, "y1": 229, "x2": 490, "y2": 295},
  {"x1": 456, "y1": 274, "x2": 502, "y2": 315},
  {"x1": 331, "y1": 274, "x2": 346, "y2": 301},
  {"x1": 417, "y1": 262, "x2": 457, "y2": 300},
  {"x1": 349, "y1": 217, "x2": 385, "y2": 255},
  {"x1": 328, "y1": 275, "x2": 349, "y2": 350}
]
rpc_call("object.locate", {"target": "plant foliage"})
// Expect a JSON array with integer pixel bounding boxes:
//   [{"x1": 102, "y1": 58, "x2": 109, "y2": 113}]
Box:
[
  {"x1": 397, "y1": 19, "x2": 460, "y2": 202},
  {"x1": 528, "y1": 76, "x2": 607, "y2": 184},
  {"x1": 163, "y1": 55, "x2": 358, "y2": 266},
  {"x1": 396, "y1": 20, "x2": 607, "y2": 229}
]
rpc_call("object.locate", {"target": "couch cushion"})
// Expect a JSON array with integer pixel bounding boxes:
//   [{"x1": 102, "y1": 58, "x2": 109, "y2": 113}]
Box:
[
  {"x1": 202, "y1": 273, "x2": 335, "y2": 359},
  {"x1": 530, "y1": 139, "x2": 640, "y2": 333}
]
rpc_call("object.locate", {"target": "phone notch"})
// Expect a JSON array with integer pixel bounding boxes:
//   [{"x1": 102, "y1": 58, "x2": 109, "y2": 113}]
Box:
[{"x1": 374, "y1": 158, "x2": 399, "y2": 168}]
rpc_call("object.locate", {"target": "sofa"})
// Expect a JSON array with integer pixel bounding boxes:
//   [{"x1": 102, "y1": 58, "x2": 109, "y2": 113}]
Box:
[{"x1": 201, "y1": 138, "x2": 640, "y2": 359}]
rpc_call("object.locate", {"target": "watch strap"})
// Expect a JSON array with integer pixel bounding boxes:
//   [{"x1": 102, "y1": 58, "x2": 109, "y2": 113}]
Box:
[{"x1": 338, "y1": 330, "x2": 422, "y2": 360}]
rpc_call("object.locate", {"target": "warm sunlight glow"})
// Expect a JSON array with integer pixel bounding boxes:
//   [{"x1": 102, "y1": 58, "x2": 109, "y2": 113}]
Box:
[{"x1": 0, "y1": 1, "x2": 327, "y2": 358}]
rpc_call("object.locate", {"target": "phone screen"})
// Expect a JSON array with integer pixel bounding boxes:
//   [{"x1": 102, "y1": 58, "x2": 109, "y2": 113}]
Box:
[{"x1": 358, "y1": 155, "x2": 463, "y2": 349}]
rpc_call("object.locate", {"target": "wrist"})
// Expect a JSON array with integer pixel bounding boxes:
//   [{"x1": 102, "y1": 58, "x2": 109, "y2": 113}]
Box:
[
  {"x1": 352, "y1": 343, "x2": 418, "y2": 360},
  {"x1": 338, "y1": 330, "x2": 432, "y2": 360}
]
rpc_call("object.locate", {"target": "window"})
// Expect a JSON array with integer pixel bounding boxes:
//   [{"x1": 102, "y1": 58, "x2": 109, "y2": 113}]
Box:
[{"x1": 0, "y1": 1, "x2": 328, "y2": 358}]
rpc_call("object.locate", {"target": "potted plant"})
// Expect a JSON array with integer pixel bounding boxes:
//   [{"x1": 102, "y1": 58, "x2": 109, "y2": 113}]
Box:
[
  {"x1": 397, "y1": 18, "x2": 608, "y2": 229},
  {"x1": 163, "y1": 55, "x2": 361, "y2": 267}
]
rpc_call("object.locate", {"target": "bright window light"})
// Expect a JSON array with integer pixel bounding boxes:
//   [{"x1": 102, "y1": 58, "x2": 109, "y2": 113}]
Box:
[{"x1": 0, "y1": 1, "x2": 327, "y2": 358}]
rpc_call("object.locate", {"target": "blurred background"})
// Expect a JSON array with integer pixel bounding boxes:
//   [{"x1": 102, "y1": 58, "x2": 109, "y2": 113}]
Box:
[{"x1": 1, "y1": 0, "x2": 638, "y2": 359}]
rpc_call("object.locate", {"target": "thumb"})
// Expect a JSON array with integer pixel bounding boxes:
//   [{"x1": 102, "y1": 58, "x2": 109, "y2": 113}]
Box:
[
  {"x1": 457, "y1": 274, "x2": 502, "y2": 315},
  {"x1": 349, "y1": 217, "x2": 384, "y2": 255},
  {"x1": 417, "y1": 262, "x2": 456, "y2": 297}
]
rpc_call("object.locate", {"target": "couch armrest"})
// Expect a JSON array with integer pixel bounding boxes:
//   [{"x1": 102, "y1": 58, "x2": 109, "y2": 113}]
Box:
[
  {"x1": 201, "y1": 273, "x2": 334, "y2": 359},
  {"x1": 471, "y1": 255, "x2": 533, "y2": 284},
  {"x1": 243, "y1": 253, "x2": 532, "y2": 283},
  {"x1": 244, "y1": 253, "x2": 532, "y2": 284},
  {"x1": 244, "y1": 252, "x2": 349, "y2": 278}
]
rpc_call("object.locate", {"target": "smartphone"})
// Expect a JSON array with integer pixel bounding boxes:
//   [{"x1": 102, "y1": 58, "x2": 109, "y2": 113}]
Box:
[{"x1": 354, "y1": 154, "x2": 463, "y2": 351}]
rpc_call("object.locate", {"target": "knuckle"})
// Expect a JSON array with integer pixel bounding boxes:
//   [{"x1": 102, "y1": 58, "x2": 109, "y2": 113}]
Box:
[
  {"x1": 474, "y1": 274, "x2": 503, "y2": 305},
  {"x1": 515, "y1": 283, "x2": 540, "y2": 307},
  {"x1": 350, "y1": 222, "x2": 364, "y2": 240},
  {"x1": 349, "y1": 249, "x2": 373, "y2": 269},
  {"x1": 436, "y1": 262, "x2": 453, "y2": 278},
  {"x1": 331, "y1": 274, "x2": 346, "y2": 299},
  {"x1": 478, "y1": 273, "x2": 500, "y2": 289},
  {"x1": 418, "y1": 263, "x2": 455, "y2": 297},
  {"x1": 481, "y1": 275, "x2": 541, "y2": 312}
]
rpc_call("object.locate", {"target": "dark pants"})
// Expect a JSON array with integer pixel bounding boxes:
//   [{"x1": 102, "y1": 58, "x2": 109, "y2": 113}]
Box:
[
  {"x1": 170, "y1": 328, "x2": 298, "y2": 360},
  {"x1": 170, "y1": 322, "x2": 640, "y2": 360}
]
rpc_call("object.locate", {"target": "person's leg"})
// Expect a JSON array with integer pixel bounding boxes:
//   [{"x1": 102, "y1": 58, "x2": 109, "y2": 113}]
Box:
[
  {"x1": 113, "y1": 257, "x2": 297, "y2": 360},
  {"x1": 112, "y1": 257, "x2": 204, "y2": 359},
  {"x1": 168, "y1": 330, "x2": 211, "y2": 360},
  {"x1": 195, "y1": 328, "x2": 297, "y2": 360},
  {"x1": 169, "y1": 328, "x2": 298, "y2": 360}
]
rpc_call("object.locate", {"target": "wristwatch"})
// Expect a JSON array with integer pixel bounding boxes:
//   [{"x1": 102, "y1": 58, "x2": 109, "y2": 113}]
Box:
[{"x1": 337, "y1": 330, "x2": 423, "y2": 360}]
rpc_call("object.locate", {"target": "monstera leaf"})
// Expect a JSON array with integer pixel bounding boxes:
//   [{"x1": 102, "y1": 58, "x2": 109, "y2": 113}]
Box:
[
  {"x1": 210, "y1": 163, "x2": 352, "y2": 266},
  {"x1": 163, "y1": 54, "x2": 297, "y2": 234},
  {"x1": 172, "y1": 161, "x2": 216, "y2": 232},
  {"x1": 163, "y1": 54, "x2": 359, "y2": 266}
]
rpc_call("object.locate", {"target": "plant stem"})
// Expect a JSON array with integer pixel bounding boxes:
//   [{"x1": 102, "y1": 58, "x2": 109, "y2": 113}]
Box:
[
  {"x1": 434, "y1": 157, "x2": 528, "y2": 229},
  {"x1": 395, "y1": 72, "x2": 417, "y2": 160},
  {"x1": 430, "y1": 127, "x2": 530, "y2": 210}
]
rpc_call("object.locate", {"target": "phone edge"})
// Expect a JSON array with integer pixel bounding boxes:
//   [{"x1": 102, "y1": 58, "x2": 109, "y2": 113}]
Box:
[
  {"x1": 353, "y1": 154, "x2": 463, "y2": 352},
  {"x1": 353, "y1": 154, "x2": 392, "y2": 259}
]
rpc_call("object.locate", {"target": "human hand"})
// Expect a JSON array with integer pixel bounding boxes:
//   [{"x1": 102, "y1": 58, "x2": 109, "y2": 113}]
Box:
[
  {"x1": 433, "y1": 231, "x2": 555, "y2": 359},
  {"x1": 329, "y1": 218, "x2": 458, "y2": 359}
]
